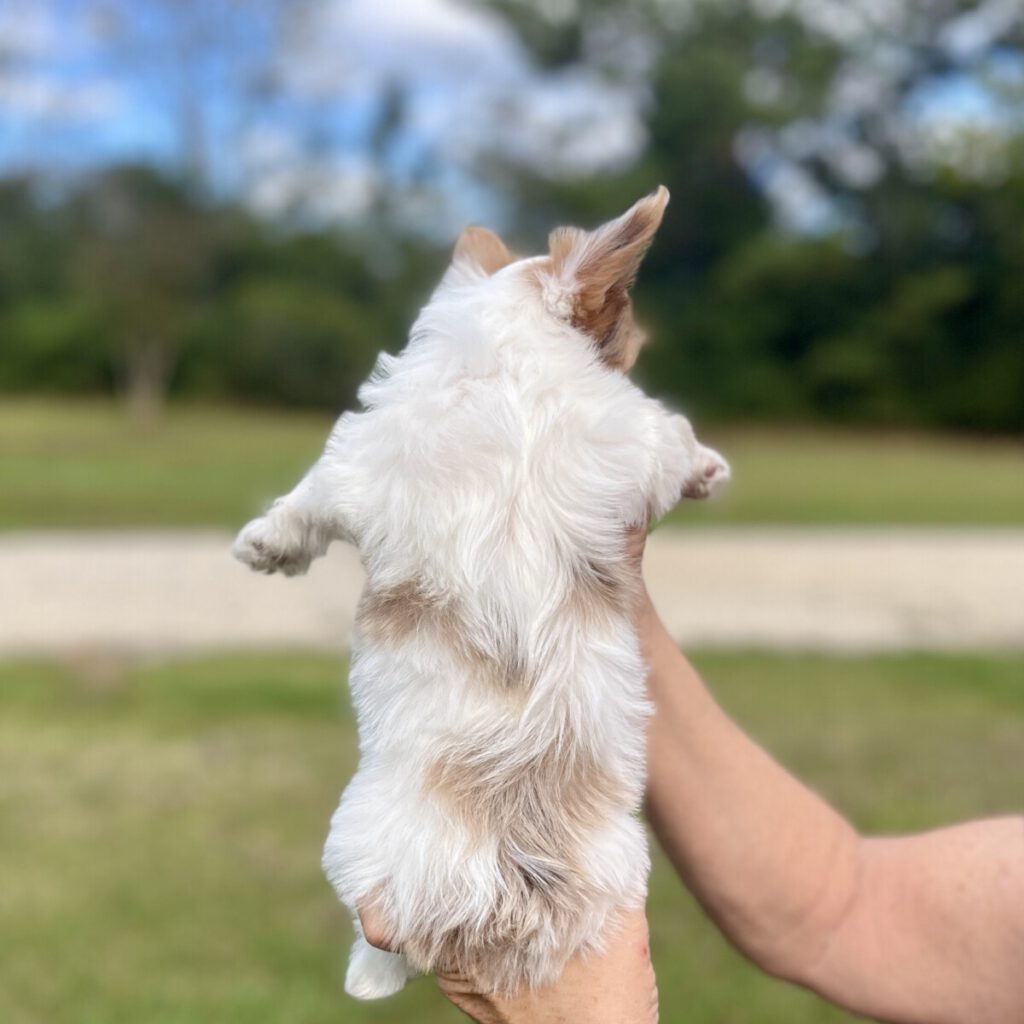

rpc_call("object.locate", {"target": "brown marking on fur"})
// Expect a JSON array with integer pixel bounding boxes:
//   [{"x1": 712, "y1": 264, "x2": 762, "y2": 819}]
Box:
[
  {"x1": 356, "y1": 581, "x2": 534, "y2": 693},
  {"x1": 355, "y1": 580, "x2": 460, "y2": 652},
  {"x1": 547, "y1": 187, "x2": 668, "y2": 371},
  {"x1": 453, "y1": 225, "x2": 514, "y2": 277},
  {"x1": 567, "y1": 555, "x2": 637, "y2": 629},
  {"x1": 414, "y1": 735, "x2": 635, "y2": 989},
  {"x1": 427, "y1": 737, "x2": 630, "y2": 839},
  {"x1": 357, "y1": 568, "x2": 643, "y2": 992}
]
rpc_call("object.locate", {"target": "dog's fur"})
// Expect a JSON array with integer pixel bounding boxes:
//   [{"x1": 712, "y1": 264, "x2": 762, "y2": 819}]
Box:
[{"x1": 234, "y1": 187, "x2": 729, "y2": 999}]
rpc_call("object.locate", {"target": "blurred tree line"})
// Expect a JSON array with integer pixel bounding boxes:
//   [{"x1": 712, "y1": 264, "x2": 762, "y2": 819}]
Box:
[
  {"x1": 491, "y1": 0, "x2": 1024, "y2": 434},
  {"x1": 0, "y1": 167, "x2": 439, "y2": 422},
  {"x1": 1, "y1": 0, "x2": 1022, "y2": 432}
]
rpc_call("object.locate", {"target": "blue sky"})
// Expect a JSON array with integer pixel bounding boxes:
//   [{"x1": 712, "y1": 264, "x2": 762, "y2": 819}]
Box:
[
  {"x1": 0, "y1": 0, "x2": 644, "y2": 231},
  {"x1": 1, "y1": 0, "x2": 1020, "y2": 233}
]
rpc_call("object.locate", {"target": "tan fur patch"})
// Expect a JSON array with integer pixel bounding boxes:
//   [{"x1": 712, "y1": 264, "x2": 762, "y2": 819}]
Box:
[
  {"x1": 357, "y1": 565, "x2": 639, "y2": 992},
  {"x1": 569, "y1": 555, "x2": 638, "y2": 628},
  {"x1": 453, "y1": 225, "x2": 514, "y2": 277},
  {"x1": 357, "y1": 581, "x2": 426, "y2": 646},
  {"x1": 426, "y1": 737, "x2": 629, "y2": 840},
  {"x1": 356, "y1": 582, "x2": 533, "y2": 692},
  {"x1": 414, "y1": 735, "x2": 632, "y2": 989}
]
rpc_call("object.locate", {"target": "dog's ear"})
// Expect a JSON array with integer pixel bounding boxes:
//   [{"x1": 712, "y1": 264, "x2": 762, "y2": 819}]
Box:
[
  {"x1": 452, "y1": 226, "x2": 513, "y2": 277},
  {"x1": 545, "y1": 186, "x2": 668, "y2": 370}
]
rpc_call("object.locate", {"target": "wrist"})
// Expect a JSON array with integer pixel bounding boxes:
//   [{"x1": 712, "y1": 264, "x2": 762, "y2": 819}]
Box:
[{"x1": 634, "y1": 584, "x2": 658, "y2": 645}]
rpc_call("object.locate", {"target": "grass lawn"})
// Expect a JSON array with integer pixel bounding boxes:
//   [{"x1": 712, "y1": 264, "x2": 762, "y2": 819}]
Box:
[
  {"x1": 1, "y1": 650, "x2": 1020, "y2": 1024},
  {"x1": 1, "y1": 398, "x2": 1022, "y2": 530}
]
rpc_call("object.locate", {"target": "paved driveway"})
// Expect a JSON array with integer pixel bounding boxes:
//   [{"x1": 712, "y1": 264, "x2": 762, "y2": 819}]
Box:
[{"x1": 2, "y1": 529, "x2": 1022, "y2": 655}]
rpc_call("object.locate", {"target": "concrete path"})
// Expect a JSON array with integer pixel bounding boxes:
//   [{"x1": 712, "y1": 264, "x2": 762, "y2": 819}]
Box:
[{"x1": 1, "y1": 529, "x2": 1022, "y2": 656}]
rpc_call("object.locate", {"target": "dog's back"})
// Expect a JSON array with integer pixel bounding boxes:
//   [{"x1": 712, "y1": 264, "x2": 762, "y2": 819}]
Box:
[
  {"x1": 235, "y1": 188, "x2": 728, "y2": 998},
  {"x1": 322, "y1": 271, "x2": 653, "y2": 995}
]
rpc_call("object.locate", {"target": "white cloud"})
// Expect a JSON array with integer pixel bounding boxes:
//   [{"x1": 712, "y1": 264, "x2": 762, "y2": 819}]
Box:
[
  {"x1": 239, "y1": 125, "x2": 301, "y2": 169},
  {"x1": 0, "y1": 2, "x2": 127, "y2": 126},
  {"x1": 228, "y1": 0, "x2": 651, "y2": 229},
  {"x1": 0, "y1": 6, "x2": 60, "y2": 60},
  {"x1": 273, "y1": 0, "x2": 645, "y2": 179},
  {"x1": 0, "y1": 73, "x2": 125, "y2": 122},
  {"x1": 281, "y1": 0, "x2": 526, "y2": 99},
  {"x1": 748, "y1": 0, "x2": 909, "y2": 43},
  {"x1": 826, "y1": 139, "x2": 884, "y2": 188},
  {"x1": 473, "y1": 68, "x2": 646, "y2": 177},
  {"x1": 244, "y1": 143, "x2": 378, "y2": 224},
  {"x1": 939, "y1": 0, "x2": 1022, "y2": 62},
  {"x1": 735, "y1": 127, "x2": 839, "y2": 234}
]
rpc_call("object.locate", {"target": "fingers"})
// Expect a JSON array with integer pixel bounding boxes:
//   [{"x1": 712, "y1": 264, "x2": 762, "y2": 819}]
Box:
[
  {"x1": 357, "y1": 905, "x2": 396, "y2": 953},
  {"x1": 361, "y1": 903, "x2": 659, "y2": 1024},
  {"x1": 624, "y1": 517, "x2": 650, "y2": 570},
  {"x1": 436, "y1": 909, "x2": 659, "y2": 1024},
  {"x1": 437, "y1": 977, "x2": 513, "y2": 1024}
]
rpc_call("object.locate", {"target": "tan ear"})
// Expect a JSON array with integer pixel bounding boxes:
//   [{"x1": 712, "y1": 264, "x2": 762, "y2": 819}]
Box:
[
  {"x1": 547, "y1": 186, "x2": 669, "y2": 369},
  {"x1": 453, "y1": 225, "x2": 513, "y2": 277}
]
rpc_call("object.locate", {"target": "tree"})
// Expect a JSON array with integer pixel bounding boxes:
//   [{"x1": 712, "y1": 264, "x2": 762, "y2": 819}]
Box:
[
  {"x1": 482, "y1": 0, "x2": 1024, "y2": 433},
  {"x1": 66, "y1": 166, "x2": 229, "y2": 423}
]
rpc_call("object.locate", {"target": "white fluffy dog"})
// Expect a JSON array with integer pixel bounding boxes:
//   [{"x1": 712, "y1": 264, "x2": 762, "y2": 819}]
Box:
[{"x1": 234, "y1": 187, "x2": 729, "y2": 999}]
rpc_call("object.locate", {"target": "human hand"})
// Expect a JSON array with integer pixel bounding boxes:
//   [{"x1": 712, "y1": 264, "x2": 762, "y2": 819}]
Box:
[
  {"x1": 625, "y1": 518, "x2": 659, "y2": 642},
  {"x1": 358, "y1": 907, "x2": 658, "y2": 1024}
]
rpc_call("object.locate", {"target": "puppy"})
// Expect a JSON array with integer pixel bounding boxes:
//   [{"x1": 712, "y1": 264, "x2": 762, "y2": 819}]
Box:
[{"x1": 234, "y1": 186, "x2": 729, "y2": 999}]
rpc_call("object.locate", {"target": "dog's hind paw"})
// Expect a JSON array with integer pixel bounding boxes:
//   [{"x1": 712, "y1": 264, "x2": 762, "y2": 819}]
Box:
[
  {"x1": 345, "y1": 937, "x2": 414, "y2": 1000},
  {"x1": 232, "y1": 512, "x2": 313, "y2": 576}
]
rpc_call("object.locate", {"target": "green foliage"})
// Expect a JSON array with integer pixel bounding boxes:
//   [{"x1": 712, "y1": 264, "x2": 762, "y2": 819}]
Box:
[
  {"x1": 181, "y1": 279, "x2": 381, "y2": 409},
  {"x1": 0, "y1": 168, "x2": 437, "y2": 417},
  {"x1": 0, "y1": 650, "x2": 1020, "y2": 1022},
  {"x1": 490, "y1": 0, "x2": 1024, "y2": 435},
  {"x1": 0, "y1": 300, "x2": 109, "y2": 394},
  {"x1": 1, "y1": 4, "x2": 1024, "y2": 431}
]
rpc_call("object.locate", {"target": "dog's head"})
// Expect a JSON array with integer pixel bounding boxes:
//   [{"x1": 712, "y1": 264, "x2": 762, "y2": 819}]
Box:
[
  {"x1": 441, "y1": 186, "x2": 668, "y2": 375},
  {"x1": 428, "y1": 188, "x2": 727, "y2": 504}
]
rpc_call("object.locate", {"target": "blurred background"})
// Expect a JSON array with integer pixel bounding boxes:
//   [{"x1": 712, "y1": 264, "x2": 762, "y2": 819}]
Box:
[{"x1": 1, "y1": 1, "x2": 1022, "y2": 1021}]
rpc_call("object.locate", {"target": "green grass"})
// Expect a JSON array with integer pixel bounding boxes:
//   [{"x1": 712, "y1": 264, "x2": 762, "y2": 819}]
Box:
[
  {"x1": 0, "y1": 399, "x2": 327, "y2": 530},
  {"x1": 1, "y1": 650, "x2": 1021, "y2": 1024},
  {"x1": 666, "y1": 424, "x2": 1024, "y2": 527},
  {"x1": 1, "y1": 398, "x2": 1022, "y2": 529}
]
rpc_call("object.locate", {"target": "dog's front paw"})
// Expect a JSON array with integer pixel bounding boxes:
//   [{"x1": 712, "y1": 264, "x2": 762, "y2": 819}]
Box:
[
  {"x1": 233, "y1": 513, "x2": 313, "y2": 576},
  {"x1": 682, "y1": 445, "x2": 730, "y2": 500}
]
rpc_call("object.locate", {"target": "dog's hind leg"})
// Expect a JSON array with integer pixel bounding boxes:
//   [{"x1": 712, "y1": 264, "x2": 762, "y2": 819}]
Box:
[{"x1": 344, "y1": 918, "x2": 416, "y2": 1000}]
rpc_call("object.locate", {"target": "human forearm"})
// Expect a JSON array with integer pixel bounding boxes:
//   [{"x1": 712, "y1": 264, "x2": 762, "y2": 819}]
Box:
[
  {"x1": 808, "y1": 820, "x2": 1024, "y2": 1024},
  {"x1": 640, "y1": 590, "x2": 1024, "y2": 1023},
  {"x1": 640, "y1": 591, "x2": 862, "y2": 979}
]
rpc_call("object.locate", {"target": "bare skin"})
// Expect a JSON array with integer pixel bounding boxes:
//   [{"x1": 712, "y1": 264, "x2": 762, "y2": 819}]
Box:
[
  {"x1": 641, "y1": 583, "x2": 1024, "y2": 1024},
  {"x1": 435, "y1": 911, "x2": 657, "y2": 1024},
  {"x1": 361, "y1": 526, "x2": 1024, "y2": 1023}
]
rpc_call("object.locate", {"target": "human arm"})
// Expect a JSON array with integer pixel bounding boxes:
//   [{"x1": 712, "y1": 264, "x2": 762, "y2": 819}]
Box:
[{"x1": 640, "y1": 586, "x2": 1024, "y2": 1024}]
